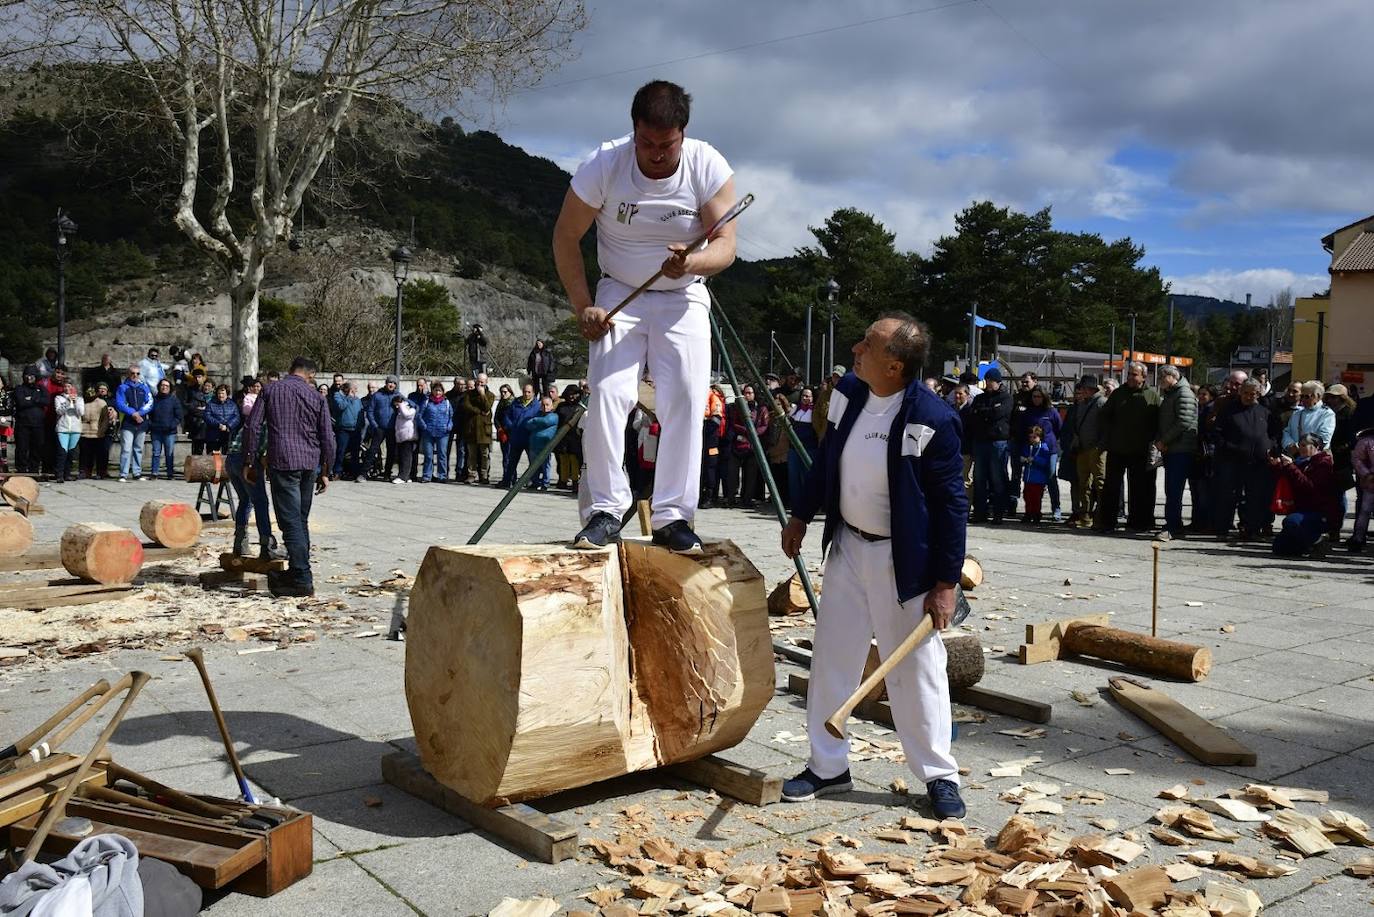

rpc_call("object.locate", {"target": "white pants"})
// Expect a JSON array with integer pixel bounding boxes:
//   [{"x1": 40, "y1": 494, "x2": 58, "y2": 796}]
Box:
[
  {"x1": 807, "y1": 527, "x2": 959, "y2": 785},
  {"x1": 580, "y1": 277, "x2": 710, "y2": 528}
]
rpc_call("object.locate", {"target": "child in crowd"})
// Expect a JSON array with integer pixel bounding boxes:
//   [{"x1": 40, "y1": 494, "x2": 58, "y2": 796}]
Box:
[
  {"x1": 1350, "y1": 426, "x2": 1374, "y2": 552},
  {"x1": 1020, "y1": 425, "x2": 1053, "y2": 524}
]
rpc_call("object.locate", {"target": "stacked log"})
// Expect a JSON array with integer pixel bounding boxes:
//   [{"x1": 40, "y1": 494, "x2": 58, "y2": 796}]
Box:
[
  {"x1": 404, "y1": 540, "x2": 773, "y2": 806},
  {"x1": 0, "y1": 512, "x2": 34, "y2": 557},
  {"x1": 138, "y1": 501, "x2": 203, "y2": 548},
  {"x1": 60, "y1": 524, "x2": 144, "y2": 585}
]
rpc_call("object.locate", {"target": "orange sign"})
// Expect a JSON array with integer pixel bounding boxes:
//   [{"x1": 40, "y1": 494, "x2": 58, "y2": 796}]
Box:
[{"x1": 1342, "y1": 370, "x2": 1366, "y2": 385}]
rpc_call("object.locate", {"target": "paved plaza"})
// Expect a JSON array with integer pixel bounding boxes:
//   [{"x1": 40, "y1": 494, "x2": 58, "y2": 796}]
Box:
[{"x1": 3, "y1": 477, "x2": 1373, "y2": 915}]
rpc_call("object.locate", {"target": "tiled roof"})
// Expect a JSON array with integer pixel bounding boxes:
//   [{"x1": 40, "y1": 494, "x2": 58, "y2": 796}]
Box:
[{"x1": 1331, "y1": 231, "x2": 1374, "y2": 272}]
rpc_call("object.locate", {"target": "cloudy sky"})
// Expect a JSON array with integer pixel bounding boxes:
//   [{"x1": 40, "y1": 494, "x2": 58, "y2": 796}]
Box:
[{"x1": 475, "y1": 0, "x2": 1371, "y2": 305}]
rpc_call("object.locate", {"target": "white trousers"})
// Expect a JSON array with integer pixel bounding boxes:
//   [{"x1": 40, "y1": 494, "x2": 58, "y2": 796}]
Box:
[
  {"x1": 581, "y1": 277, "x2": 710, "y2": 528},
  {"x1": 807, "y1": 527, "x2": 960, "y2": 785}
]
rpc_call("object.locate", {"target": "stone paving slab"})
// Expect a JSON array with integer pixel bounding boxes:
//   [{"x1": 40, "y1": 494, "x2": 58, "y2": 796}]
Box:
[{"x1": 4, "y1": 476, "x2": 1374, "y2": 914}]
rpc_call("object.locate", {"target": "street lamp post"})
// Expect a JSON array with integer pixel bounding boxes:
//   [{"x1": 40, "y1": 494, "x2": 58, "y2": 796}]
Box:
[
  {"x1": 1295, "y1": 313, "x2": 1327, "y2": 382},
  {"x1": 1127, "y1": 311, "x2": 1137, "y2": 381},
  {"x1": 1108, "y1": 323, "x2": 1115, "y2": 380},
  {"x1": 390, "y1": 246, "x2": 412, "y2": 376},
  {"x1": 823, "y1": 279, "x2": 839, "y2": 380},
  {"x1": 54, "y1": 209, "x2": 77, "y2": 364}
]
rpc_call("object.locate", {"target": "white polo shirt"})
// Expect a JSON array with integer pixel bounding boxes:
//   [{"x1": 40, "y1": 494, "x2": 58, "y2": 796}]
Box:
[{"x1": 569, "y1": 135, "x2": 732, "y2": 290}]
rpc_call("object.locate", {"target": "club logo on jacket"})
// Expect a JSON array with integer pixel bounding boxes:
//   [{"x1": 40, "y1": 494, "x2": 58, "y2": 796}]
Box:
[{"x1": 616, "y1": 202, "x2": 640, "y2": 225}]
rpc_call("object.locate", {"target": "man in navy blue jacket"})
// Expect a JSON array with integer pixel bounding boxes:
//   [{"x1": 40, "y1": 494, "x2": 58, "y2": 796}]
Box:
[{"x1": 780, "y1": 313, "x2": 968, "y2": 819}]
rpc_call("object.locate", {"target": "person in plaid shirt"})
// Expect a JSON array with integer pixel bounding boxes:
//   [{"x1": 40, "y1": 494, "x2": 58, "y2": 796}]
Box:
[{"x1": 244, "y1": 356, "x2": 335, "y2": 597}]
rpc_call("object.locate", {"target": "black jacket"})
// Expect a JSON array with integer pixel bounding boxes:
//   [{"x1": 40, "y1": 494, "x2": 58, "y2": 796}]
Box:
[
  {"x1": 466, "y1": 329, "x2": 488, "y2": 364},
  {"x1": 1215, "y1": 400, "x2": 1276, "y2": 464},
  {"x1": 527, "y1": 348, "x2": 556, "y2": 378},
  {"x1": 967, "y1": 387, "x2": 1012, "y2": 442},
  {"x1": 13, "y1": 382, "x2": 49, "y2": 427}
]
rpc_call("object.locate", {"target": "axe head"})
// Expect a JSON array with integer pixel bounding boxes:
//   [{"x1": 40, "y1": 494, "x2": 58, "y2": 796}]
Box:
[{"x1": 951, "y1": 585, "x2": 973, "y2": 628}]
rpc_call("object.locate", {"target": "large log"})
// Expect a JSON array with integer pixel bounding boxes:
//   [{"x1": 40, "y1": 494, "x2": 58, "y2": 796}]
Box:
[
  {"x1": 1063, "y1": 623, "x2": 1211, "y2": 682},
  {"x1": 184, "y1": 454, "x2": 226, "y2": 483},
  {"x1": 0, "y1": 512, "x2": 34, "y2": 557},
  {"x1": 1, "y1": 476, "x2": 39, "y2": 509},
  {"x1": 404, "y1": 540, "x2": 773, "y2": 806},
  {"x1": 138, "y1": 500, "x2": 202, "y2": 548},
  {"x1": 861, "y1": 633, "x2": 984, "y2": 703},
  {"x1": 59, "y1": 523, "x2": 144, "y2": 585},
  {"x1": 767, "y1": 571, "x2": 821, "y2": 616}
]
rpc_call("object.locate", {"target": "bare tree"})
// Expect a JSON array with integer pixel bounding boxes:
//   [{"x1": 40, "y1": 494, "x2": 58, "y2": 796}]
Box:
[
  {"x1": 8, "y1": 0, "x2": 585, "y2": 380},
  {"x1": 1268, "y1": 286, "x2": 1295, "y2": 351}
]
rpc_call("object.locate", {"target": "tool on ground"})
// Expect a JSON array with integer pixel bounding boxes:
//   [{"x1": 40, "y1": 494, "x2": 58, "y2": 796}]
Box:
[
  {"x1": 19, "y1": 671, "x2": 150, "y2": 864},
  {"x1": 84, "y1": 782, "x2": 274, "y2": 830},
  {"x1": 468, "y1": 402, "x2": 586, "y2": 545},
  {"x1": 604, "y1": 193, "x2": 754, "y2": 322},
  {"x1": 1151, "y1": 540, "x2": 1162, "y2": 636},
  {"x1": 102, "y1": 761, "x2": 275, "y2": 823},
  {"x1": 183, "y1": 647, "x2": 256, "y2": 804},
  {"x1": 825, "y1": 589, "x2": 973, "y2": 739},
  {"x1": 0, "y1": 678, "x2": 110, "y2": 770}
]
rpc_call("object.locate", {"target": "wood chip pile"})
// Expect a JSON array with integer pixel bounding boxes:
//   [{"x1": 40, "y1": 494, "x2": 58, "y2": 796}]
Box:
[{"x1": 496, "y1": 782, "x2": 1371, "y2": 917}]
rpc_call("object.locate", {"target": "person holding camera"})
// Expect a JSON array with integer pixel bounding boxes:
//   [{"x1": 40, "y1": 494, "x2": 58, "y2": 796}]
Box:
[{"x1": 466, "y1": 324, "x2": 489, "y2": 377}]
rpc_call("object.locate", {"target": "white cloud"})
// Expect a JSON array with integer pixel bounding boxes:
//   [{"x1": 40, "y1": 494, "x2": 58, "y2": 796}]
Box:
[{"x1": 1164, "y1": 268, "x2": 1329, "y2": 304}]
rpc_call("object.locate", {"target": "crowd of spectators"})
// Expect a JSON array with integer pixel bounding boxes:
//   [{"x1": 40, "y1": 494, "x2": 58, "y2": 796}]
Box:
[{"x1": 4, "y1": 340, "x2": 1372, "y2": 560}]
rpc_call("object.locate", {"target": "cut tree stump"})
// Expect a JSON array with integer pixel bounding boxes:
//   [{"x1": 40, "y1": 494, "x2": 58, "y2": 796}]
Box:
[
  {"x1": 59, "y1": 523, "x2": 144, "y2": 585},
  {"x1": 184, "y1": 454, "x2": 226, "y2": 483},
  {"x1": 0, "y1": 512, "x2": 34, "y2": 557},
  {"x1": 860, "y1": 633, "x2": 984, "y2": 702},
  {"x1": 404, "y1": 540, "x2": 773, "y2": 806},
  {"x1": 0, "y1": 476, "x2": 39, "y2": 510},
  {"x1": 138, "y1": 500, "x2": 203, "y2": 548},
  {"x1": 960, "y1": 555, "x2": 984, "y2": 590},
  {"x1": 767, "y1": 571, "x2": 819, "y2": 616}
]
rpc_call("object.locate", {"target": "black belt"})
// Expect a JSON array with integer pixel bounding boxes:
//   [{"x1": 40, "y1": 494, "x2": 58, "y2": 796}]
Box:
[{"x1": 844, "y1": 521, "x2": 890, "y2": 542}]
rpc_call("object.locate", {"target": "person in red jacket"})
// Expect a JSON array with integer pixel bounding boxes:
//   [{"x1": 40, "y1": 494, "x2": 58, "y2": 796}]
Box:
[{"x1": 1271, "y1": 433, "x2": 1341, "y2": 556}]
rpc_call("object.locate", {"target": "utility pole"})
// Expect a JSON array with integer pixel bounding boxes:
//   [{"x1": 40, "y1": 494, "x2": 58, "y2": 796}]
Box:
[
  {"x1": 968, "y1": 303, "x2": 979, "y2": 370},
  {"x1": 1108, "y1": 324, "x2": 1115, "y2": 380},
  {"x1": 1165, "y1": 297, "x2": 1175, "y2": 363},
  {"x1": 1315, "y1": 312, "x2": 1326, "y2": 383},
  {"x1": 1127, "y1": 312, "x2": 1137, "y2": 379},
  {"x1": 769, "y1": 331, "x2": 775, "y2": 375}
]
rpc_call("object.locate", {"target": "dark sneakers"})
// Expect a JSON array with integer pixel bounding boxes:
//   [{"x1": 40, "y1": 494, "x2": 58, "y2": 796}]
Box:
[
  {"x1": 927, "y1": 778, "x2": 966, "y2": 819},
  {"x1": 781, "y1": 768, "x2": 853, "y2": 802},
  {"x1": 572, "y1": 511, "x2": 623, "y2": 549},
  {"x1": 267, "y1": 571, "x2": 315, "y2": 598},
  {"x1": 652, "y1": 520, "x2": 704, "y2": 555}
]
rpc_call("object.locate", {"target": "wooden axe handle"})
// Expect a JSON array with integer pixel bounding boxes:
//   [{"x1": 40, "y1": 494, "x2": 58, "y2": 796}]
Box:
[
  {"x1": 185, "y1": 647, "x2": 256, "y2": 803},
  {"x1": 1, "y1": 678, "x2": 110, "y2": 765},
  {"x1": 825, "y1": 614, "x2": 935, "y2": 739}
]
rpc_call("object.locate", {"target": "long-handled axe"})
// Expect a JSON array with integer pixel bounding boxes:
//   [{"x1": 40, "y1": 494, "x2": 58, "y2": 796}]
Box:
[
  {"x1": 825, "y1": 588, "x2": 972, "y2": 739},
  {"x1": 0, "y1": 678, "x2": 110, "y2": 771},
  {"x1": 184, "y1": 647, "x2": 256, "y2": 804}
]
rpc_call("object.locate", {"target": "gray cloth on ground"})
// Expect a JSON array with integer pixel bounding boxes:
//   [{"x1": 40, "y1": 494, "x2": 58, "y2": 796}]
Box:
[
  {"x1": 0, "y1": 834, "x2": 143, "y2": 917},
  {"x1": 136, "y1": 858, "x2": 200, "y2": 917}
]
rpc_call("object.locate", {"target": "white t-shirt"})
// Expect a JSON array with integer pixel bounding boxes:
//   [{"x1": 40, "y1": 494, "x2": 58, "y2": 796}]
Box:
[
  {"x1": 839, "y1": 389, "x2": 904, "y2": 537},
  {"x1": 569, "y1": 135, "x2": 732, "y2": 290}
]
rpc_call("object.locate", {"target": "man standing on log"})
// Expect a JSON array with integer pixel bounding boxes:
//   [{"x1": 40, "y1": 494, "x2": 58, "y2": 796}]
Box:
[
  {"x1": 553, "y1": 79, "x2": 736, "y2": 553},
  {"x1": 244, "y1": 356, "x2": 335, "y2": 598},
  {"x1": 780, "y1": 314, "x2": 967, "y2": 819}
]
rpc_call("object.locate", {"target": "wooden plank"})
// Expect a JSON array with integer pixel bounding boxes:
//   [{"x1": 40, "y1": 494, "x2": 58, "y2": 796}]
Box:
[
  {"x1": 0, "y1": 768, "x2": 108, "y2": 829},
  {"x1": 1107, "y1": 677, "x2": 1256, "y2": 766},
  {"x1": 0, "y1": 583, "x2": 136, "y2": 610},
  {"x1": 0, "y1": 544, "x2": 191, "y2": 573},
  {"x1": 950, "y1": 686, "x2": 1053, "y2": 724},
  {"x1": 772, "y1": 640, "x2": 813, "y2": 667},
  {"x1": 1019, "y1": 614, "x2": 1110, "y2": 665},
  {"x1": 381, "y1": 750, "x2": 577, "y2": 864},
  {"x1": 666, "y1": 754, "x2": 782, "y2": 806},
  {"x1": 220, "y1": 553, "x2": 287, "y2": 574},
  {"x1": 787, "y1": 673, "x2": 896, "y2": 729}
]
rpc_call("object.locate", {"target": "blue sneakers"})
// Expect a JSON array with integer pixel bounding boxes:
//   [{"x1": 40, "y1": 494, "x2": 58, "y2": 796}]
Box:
[
  {"x1": 927, "y1": 778, "x2": 966, "y2": 819},
  {"x1": 652, "y1": 520, "x2": 704, "y2": 555},
  {"x1": 781, "y1": 768, "x2": 853, "y2": 802},
  {"x1": 572, "y1": 512, "x2": 622, "y2": 549}
]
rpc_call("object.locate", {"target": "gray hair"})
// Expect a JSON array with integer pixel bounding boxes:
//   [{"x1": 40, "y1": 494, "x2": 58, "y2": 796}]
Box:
[
  {"x1": 1300, "y1": 380, "x2": 1326, "y2": 399},
  {"x1": 1160, "y1": 365, "x2": 1181, "y2": 381},
  {"x1": 1241, "y1": 379, "x2": 1264, "y2": 393},
  {"x1": 1127, "y1": 361, "x2": 1147, "y2": 376},
  {"x1": 1297, "y1": 432, "x2": 1326, "y2": 449}
]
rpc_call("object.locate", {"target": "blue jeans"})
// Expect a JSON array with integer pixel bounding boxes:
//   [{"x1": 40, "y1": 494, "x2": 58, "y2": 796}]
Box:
[
  {"x1": 1162, "y1": 451, "x2": 1193, "y2": 534},
  {"x1": 420, "y1": 432, "x2": 449, "y2": 481},
  {"x1": 150, "y1": 432, "x2": 176, "y2": 477},
  {"x1": 270, "y1": 469, "x2": 316, "y2": 588},
  {"x1": 1273, "y1": 510, "x2": 1326, "y2": 556},
  {"x1": 502, "y1": 434, "x2": 528, "y2": 486},
  {"x1": 227, "y1": 453, "x2": 272, "y2": 544},
  {"x1": 972, "y1": 440, "x2": 1010, "y2": 520},
  {"x1": 333, "y1": 427, "x2": 360, "y2": 477},
  {"x1": 525, "y1": 443, "x2": 549, "y2": 486},
  {"x1": 120, "y1": 425, "x2": 147, "y2": 477}
]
